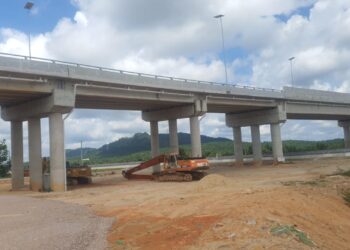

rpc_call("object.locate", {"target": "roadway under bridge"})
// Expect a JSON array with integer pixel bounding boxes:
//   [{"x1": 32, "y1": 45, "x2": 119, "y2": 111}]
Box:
[{"x1": 1, "y1": 52, "x2": 350, "y2": 192}]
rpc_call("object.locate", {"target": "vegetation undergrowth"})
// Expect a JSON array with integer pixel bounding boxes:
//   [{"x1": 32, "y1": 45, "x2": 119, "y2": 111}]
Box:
[
  {"x1": 270, "y1": 224, "x2": 315, "y2": 247},
  {"x1": 343, "y1": 191, "x2": 350, "y2": 206}
]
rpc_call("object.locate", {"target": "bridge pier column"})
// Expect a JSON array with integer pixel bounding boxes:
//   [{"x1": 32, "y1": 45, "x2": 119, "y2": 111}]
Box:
[
  {"x1": 168, "y1": 119, "x2": 179, "y2": 154},
  {"x1": 233, "y1": 126, "x2": 244, "y2": 166},
  {"x1": 28, "y1": 118, "x2": 42, "y2": 191},
  {"x1": 343, "y1": 126, "x2": 350, "y2": 149},
  {"x1": 150, "y1": 121, "x2": 160, "y2": 172},
  {"x1": 190, "y1": 116, "x2": 202, "y2": 157},
  {"x1": 11, "y1": 121, "x2": 24, "y2": 190},
  {"x1": 49, "y1": 113, "x2": 66, "y2": 192},
  {"x1": 270, "y1": 123, "x2": 285, "y2": 163},
  {"x1": 251, "y1": 125, "x2": 262, "y2": 165},
  {"x1": 338, "y1": 121, "x2": 350, "y2": 149}
]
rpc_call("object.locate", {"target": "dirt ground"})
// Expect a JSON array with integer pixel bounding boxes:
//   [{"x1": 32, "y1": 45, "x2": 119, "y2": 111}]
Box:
[{"x1": 1, "y1": 157, "x2": 350, "y2": 250}]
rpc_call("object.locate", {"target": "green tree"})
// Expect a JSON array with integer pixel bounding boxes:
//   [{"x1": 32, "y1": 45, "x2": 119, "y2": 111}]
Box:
[
  {"x1": 178, "y1": 147, "x2": 189, "y2": 159},
  {"x1": 0, "y1": 139, "x2": 9, "y2": 178}
]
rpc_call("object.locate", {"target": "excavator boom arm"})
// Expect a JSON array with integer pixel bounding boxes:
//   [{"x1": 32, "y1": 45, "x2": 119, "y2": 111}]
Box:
[{"x1": 122, "y1": 154, "x2": 166, "y2": 179}]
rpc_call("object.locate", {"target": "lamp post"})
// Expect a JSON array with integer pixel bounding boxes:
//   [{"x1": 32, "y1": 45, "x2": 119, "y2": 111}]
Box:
[
  {"x1": 80, "y1": 140, "x2": 83, "y2": 166},
  {"x1": 24, "y1": 2, "x2": 34, "y2": 59},
  {"x1": 214, "y1": 14, "x2": 228, "y2": 84},
  {"x1": 288, "y1": 56, "x2": 295, "y2": 86}
]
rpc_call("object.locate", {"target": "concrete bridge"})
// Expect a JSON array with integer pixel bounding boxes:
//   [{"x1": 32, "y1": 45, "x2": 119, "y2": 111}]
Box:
[{"x1": 1, "y1": 52, "x2": 350, "y2": 192}]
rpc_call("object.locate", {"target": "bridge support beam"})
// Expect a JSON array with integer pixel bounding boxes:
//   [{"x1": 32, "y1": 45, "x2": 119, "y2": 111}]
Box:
[
  {"x1": 190, "y1": 116, "x2": 202, "y2": 158},
  {"x1": 49, "y1": 113, "x2": 66, "y2": 192},
  {"x1": 28, "y1": 118, "x2": 42, "y2": 191},
  {"x1": 168, "y1": 119, "x2": 179, "y2": 154},
  {"x1": 251, "y1": 125, "x2": 262, "y2": 164},
  {"x1": 271, "y1": 123, "x2": 285, "y2": 163},
  {"x1": 233, "y1": 126, "x2": 244, "y2": 166},
  {"x1": 150, "y1": 121, "x2": 160, "y2": 173},
  {"x1": 2, "y1": 89, "x2": 75, "y2": 121},
  {"x1": 338, "y1": 121, "x2": 350, "y2": 149},
  {"x1": 11, "y1": 121, "x2": 24, "y2": 190}
]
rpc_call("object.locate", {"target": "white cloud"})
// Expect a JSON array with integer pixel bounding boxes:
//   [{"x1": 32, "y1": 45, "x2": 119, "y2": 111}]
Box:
[{"x1": 0, "y1": 0, "x2": 349, "y2": 156}]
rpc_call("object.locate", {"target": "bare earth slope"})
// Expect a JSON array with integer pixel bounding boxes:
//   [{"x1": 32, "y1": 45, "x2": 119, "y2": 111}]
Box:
[{"x1": 0, "y1": 158, "x2": 349, "y2": 249}]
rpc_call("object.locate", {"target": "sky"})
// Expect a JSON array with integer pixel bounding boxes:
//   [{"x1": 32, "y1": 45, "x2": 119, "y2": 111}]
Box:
[{"x1": 0, "y1": 0, "x2": 350, "y2": 158}]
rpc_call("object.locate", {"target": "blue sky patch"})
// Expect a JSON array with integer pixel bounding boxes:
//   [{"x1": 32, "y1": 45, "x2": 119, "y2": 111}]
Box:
[
  {"x1": 0, "y1": 0, "x2": 76, "y2": 34},
  {"x1": 274, "y1": 3, "x2": 314, "y2": 23}
]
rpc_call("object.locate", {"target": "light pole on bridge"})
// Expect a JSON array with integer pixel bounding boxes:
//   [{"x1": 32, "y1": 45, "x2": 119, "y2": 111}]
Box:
[
  {"x1": 288, "y1": 56, "x2": 295, "y2": 86},
  {"x1": 24, "y1": 2, "x2": 34, "y2": 59},
  {"x1": 214, "y1": 14, "x2": 228, "y2": 84}
]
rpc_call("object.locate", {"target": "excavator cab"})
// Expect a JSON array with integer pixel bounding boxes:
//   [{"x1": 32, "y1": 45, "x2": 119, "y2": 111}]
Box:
[{"x1": 164, "y1": 153, "x2": 178, "y2": 169}]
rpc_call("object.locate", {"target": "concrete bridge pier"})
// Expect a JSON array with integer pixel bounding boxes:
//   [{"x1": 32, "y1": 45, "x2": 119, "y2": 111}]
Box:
[
  {"x1": 10, "y1": 121, "x2": 24, "y2": 190},
  {"x1": 190, "y1": 116, "x2": 202, "y2": 158},
  {"x1": 168, "y1": 119, "x2": 179, "y2": 154},
  {"x1": 150, "y1": 120, "x2": 160, "y2": 173},
  {"x1": 2, "y1": 88, "x2": 75, "y2": 192},
  {"x1": 28, "y1": 118, "x2": 42, "y2": 191},
  {"x1": 49, "y1": 113, "x2": 66, "y2": 192},
  {"x1": 343, "y1": 126, "x2": 350, "y2": 148},
  {"x1": 226, "y1": 105, "x2": 287, "y2": 165},
  {"x1": 338, "y1": 121, "x2": 350, "y2": 149},
  {"x1": 251, "y1": 125, "x2": 262, "y2": 165},
  {"x1": 142, "y1": 101, "x2": 207, "y2": 159},
  {"x1": 233, "y1": 126, "x2": 244, "y2": 166},
  {"x1": 270, "y1": 123, "x2": 285, "y2": 163}
]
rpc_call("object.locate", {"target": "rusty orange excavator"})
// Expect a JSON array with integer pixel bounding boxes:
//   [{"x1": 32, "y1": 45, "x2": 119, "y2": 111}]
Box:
[{"x1": 122, "y1": 153, "x2": 209, "y2": 182}]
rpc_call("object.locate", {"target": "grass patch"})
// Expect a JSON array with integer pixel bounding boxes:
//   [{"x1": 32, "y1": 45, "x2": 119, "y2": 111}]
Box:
[
  {"x1": 343, "y1": 191, "x2": 350, "y2": 206},
  {"x1": 340, "y1": 170, "x2": 350, "y2": 177},
  {"x1": 115, "y1": 240, "x2": 125, "y2": 246},
  {"x1": 270, "y1": 224, "x2": 315, "y2": 247},
  {"x1": 281, "y1": 179, "x2": 326, "y2": 187}
]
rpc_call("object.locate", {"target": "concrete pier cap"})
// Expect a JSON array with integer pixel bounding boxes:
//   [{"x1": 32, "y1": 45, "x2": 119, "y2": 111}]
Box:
[
  {"x1": 1, "y1": 88, "x2": 75, "y2": 121},
  {"x1": 225, "y1": 105, "x2": 287, "y2": 128},
  {"x1": 142, "y1": 99, "x2": 207, "y2": 122}
]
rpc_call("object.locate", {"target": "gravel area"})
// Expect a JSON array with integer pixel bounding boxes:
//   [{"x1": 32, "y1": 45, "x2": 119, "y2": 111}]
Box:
[{"x1": 0, "y1": 195, "x2": 113, "y2": 250}]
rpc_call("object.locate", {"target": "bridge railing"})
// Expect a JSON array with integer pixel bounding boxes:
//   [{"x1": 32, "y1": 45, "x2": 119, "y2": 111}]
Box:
[{"x1": 0, "y1": 52, "x2": 282, "y2": 93}]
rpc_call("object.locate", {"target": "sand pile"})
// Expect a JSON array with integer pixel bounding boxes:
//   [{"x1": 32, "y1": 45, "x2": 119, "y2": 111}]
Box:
[{"x1": 195, "y1": 174, "x2": 231, "y2": 192}]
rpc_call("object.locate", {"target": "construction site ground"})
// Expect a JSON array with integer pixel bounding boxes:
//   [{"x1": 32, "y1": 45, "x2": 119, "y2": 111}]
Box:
[{"x1": 0, "y1": 157, "x2": 350, "y2": 250}]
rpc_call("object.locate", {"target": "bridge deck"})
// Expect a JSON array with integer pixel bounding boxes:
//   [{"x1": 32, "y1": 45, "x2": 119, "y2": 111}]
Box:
[{"x1": 0, "y1": 53, "x2": 350, "y2": 120}]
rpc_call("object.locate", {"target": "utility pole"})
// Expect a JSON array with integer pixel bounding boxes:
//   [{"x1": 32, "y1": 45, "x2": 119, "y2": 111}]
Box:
[
  {"x1": 214, "y1": 14, "x2": 228, "y2": 84},
  {"x1": 80, "y1": 140, "x2": 83, "y2": 166}
]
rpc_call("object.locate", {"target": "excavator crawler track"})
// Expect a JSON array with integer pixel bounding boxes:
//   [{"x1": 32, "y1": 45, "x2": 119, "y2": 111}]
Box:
[
  {"x1": 154, "y1": 171, "x2": 206, "y2": 182},
  {"x1": 154, "y1": 173, "x2": 192, "y2": 182}
]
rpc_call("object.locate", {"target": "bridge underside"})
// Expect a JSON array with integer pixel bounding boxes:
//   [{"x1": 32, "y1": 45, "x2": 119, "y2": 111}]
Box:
[
  {"x1": 286, "y1": 103, "x2": 350, "y2": 120},
  {"x1": 75, "y1": 96, "x2": 274, "y2": 113},
  {"x1": 0, "y1": 90, "x2": 48, "y2": 106}
]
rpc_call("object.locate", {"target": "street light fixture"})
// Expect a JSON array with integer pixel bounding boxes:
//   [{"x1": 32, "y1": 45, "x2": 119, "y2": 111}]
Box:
[
  {"x1": 24, "y1": 2, "x2": 34, "y2": 59},
  {"x1": 214, "y1": 14, "x2": 228, "y2": 84},
  {"x1": 288, "y1": 56, "x2": 295, "y2": 86}
]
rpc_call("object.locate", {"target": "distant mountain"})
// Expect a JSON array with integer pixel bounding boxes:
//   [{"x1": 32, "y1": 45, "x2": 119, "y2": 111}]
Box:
[
  {"x1": 65, "y1": 147, "x2": 96, "y2": 159},
  {"x1": 66, "y1": 132, "x2": 230, "y2": 159}
]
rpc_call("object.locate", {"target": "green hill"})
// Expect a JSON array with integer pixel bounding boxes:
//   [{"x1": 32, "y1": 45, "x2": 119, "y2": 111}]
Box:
[
  {"x1": 66, "y1": 132, "x2": 230, "y2": 162},
  {"x1": 66, "y1": 133, "x2": 346, "y2": 165}
]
